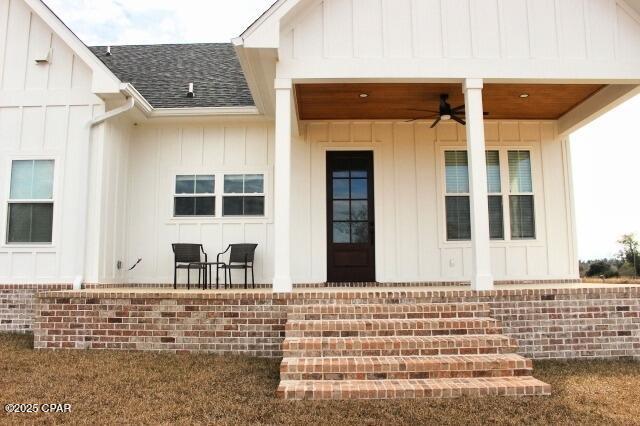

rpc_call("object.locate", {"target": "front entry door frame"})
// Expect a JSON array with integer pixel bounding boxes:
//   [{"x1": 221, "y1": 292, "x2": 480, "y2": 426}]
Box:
[{"x1": 325, "y1": 149, "x2": 377, "y2": 283}]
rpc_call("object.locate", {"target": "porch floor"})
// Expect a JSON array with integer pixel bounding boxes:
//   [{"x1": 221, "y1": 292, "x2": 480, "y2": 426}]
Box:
[{"x1": 75, "y1": 282, "x2": 640, "y2": 295}]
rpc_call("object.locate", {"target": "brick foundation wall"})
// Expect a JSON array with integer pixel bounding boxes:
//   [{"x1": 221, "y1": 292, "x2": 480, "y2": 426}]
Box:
[
  {"x1": 1, "y1": 285, "x2": 72, "y2": 333},
  {"x1": 33, "y1": 286, "x2": 639, "y2": 359}
]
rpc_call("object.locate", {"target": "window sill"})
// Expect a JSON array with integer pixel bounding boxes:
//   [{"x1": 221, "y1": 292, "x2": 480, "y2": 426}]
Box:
[
  {"x1": 1, "y1": 244, "x2": 56, "y2": 251},
  {"x1": 166, "y1": 217, "x2": 271, "y2": 225},
  {"x1": 439, "y1": 239, "x2": 545, "y2": 249}
]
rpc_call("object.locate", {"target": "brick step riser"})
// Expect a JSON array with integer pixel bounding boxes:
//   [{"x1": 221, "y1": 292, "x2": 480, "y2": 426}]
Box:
[
  {"x1": 282, "y1": 336, "x2": 519, "y2": 357},
  {"x1": 288, "y1": 303, "x2": 489, "y2": 312},
  {"x1": 286, "y1": 328, "x2": 503, "y2": 338},
  {"x1": 286, "y1": 319, "x2": 500, "y2": 332},
  {"x1": 277, "y1": 378, "x2": 552, "y2": 400},
  {"x1": 281, "y1": 369, "x2": 532, "y2": 381},
  {"x1": 281, "y1": 356, "x2": 532, "y2": 380},
  {"x1": 287, "y1": 304, "x2": 490, "y2": 318},
  {"x1": 288, "y1": 312, "x2": 490, "y2": 321},
  {"x1": 283, "y1": 346, "x2": 518, "y2": 357}
]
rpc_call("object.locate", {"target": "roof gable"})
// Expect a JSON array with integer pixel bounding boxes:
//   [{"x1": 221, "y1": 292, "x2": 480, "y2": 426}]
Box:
[
  {"x1": 239, "y1": 0, "x2": 313, "y2": 48},
  {"x1": 25, "y1": 0, "x2": 121, "y2": 93}
]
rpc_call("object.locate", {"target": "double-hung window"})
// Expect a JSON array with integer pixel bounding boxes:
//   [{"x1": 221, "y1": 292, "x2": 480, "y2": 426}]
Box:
[
  {"x1": 486, "y1": 151, "x2": 505, "y2": 240},
  {"x1": 7, "y1": 160, "x2": 55, "y2": 244},
  {"x1": 444, "y1": 151, "x2": 504, "y2": 241},
  {"x1": 174, "y1": 175, "x2": 215, "y2": 217},
  {"x1": 223, "y1": 174, "x2": 265, "y2": 216},
  {"x1": 508, "y1": 151, "x2": 535, "y2": 239},
  {"x1": 444, "y1": 151, "x2": 471, "y2": 240}
]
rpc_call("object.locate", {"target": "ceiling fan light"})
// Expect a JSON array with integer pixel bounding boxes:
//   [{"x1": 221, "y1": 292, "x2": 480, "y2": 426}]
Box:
[{"x1": 441, "y1": 114, "x2": 452, "y2": 121}]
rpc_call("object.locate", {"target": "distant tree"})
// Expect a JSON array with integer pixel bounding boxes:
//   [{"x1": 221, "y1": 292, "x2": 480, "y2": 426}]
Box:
[{"x1": 617, "y1": 234, "x2": 639, "y2": 277}]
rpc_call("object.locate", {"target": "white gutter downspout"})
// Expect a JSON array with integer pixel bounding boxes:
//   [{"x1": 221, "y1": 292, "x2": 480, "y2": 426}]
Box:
[{"x1": 73, "y1": 97, "x2": 135, "y2": 290}]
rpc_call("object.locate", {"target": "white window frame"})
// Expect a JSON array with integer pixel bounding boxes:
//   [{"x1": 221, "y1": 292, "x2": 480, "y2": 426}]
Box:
[
  {"x1": 486, "y1": 149, "x2": 505, "y2": 241},
  {"x1": 507, "y1": 150, "x2": 536, "y2": 240},
  {"x1": 167, "y1": 169, "x2": 270, "y2": 223},
  {"x1": 438, "y1": 146, "x2": 540, "y2": 247},
  {"x1": 222, "y1": 173, "x2": 266, "y2": 217},
  {"x1": 172, "y1": 174, "x2": 217, "y2": 218},
  {"x1": 443, "y1": 150, "x2": 471, "y2": 241},
  {"x1": 4, "y1": 157, "x2": 57, "y2": 247}
]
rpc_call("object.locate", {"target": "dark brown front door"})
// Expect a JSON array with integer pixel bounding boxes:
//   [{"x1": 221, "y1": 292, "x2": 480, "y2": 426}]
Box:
[{"x1": 326, "y1": 151, "x2": 375, "y2": 283}]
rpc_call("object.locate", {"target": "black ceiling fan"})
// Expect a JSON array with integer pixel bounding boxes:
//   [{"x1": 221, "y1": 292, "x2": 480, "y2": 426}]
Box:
[{"x1": 407, "y1": 94, "x2": 488, "y2": 128}]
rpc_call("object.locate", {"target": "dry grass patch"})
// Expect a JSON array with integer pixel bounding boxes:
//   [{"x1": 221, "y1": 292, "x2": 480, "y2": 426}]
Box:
[{"x1": 1, "y1": 333, "x2": 639, "y2": 425}]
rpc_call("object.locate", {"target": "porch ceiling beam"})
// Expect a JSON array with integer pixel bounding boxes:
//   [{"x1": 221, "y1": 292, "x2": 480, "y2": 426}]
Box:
[
  {"x1": 276, "y1": 59, "x2": 640, "y2": 82},
  {"x1": 558, "y1": 84, "x2": 640, "y2": 136}
]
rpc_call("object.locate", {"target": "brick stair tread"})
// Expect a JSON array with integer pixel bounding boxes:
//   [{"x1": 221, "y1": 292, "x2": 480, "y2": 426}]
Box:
[
  {"x1": 283, "y1": 334, "x2": 518, "y2": 356},
  {"x1": 281, "y1": 353, "x2": 532, "y2": 375},
  {"x1": 277, "y1": 376, "x2": 552, "y2": 400},
  {"x1": 287, "y1": 303, "x2": 490, "y2": 319}
]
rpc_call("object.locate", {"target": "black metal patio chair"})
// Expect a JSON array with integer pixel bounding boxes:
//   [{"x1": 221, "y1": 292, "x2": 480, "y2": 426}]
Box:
[
  {"x1": 171, "y1": 243, "x2": 207, "y2": 290},
  {"x1": 217, "y1": 244, "x2": 258, "y2": 289}
]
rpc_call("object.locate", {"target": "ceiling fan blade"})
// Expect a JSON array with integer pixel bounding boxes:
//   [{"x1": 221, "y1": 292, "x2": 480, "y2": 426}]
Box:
[
  {"x1": 405, "y1": 118, "x2": 420, "y2": 123},
  {"x1": 452, "y1": 116, "x2": 466, "y2": 126},
  {"x1": 452, "y1": 105, "x2": 465, "y2": 112},
  {"x1": 430, "y1": 117, "x2": 441, "y2": 128}
]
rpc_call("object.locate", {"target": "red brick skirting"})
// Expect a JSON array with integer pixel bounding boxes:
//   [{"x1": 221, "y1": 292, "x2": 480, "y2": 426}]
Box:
[
  {"x1": 1, "y1": 284, "x2": 73, "y2": 333},
  {"x1": 32, "y1": 286, "x2": 640, "y2": 359}
]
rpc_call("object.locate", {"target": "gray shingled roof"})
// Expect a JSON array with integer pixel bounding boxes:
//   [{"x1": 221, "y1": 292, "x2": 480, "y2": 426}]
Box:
[{"x1": 89, "y1": 43, "x2": 255, "y2": 109}]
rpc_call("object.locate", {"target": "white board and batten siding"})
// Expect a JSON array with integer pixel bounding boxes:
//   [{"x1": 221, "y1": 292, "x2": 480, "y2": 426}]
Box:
[
  {"x1": 290, "y1": 120, "x2": 578, "y2": 284},
  {"x1": 0, "y1": 0, "x2": 104, "y2": 284},
  {"x1": 124, "y1": 123, "x2": 275, "y2": 285},
  {"x1": 278, "y1": 0, "x2": 640, "y2": 79}
]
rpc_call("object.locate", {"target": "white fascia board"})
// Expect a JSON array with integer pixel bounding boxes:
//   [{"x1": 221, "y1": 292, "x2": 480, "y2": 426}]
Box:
[
  {"x1": 150, "y1": 106, "x2": 261, "y2": 118},
  {"x1": 558, "y1": 84, "x2": 640, "y2": 135},
  {"x1": 239, "y1": 0, "x2": 286, "y2": 47},
  {"x1": 24, "y1": 0, "x2": 122, "y2": 94},
  {"x1": 233, "y1": 40, "x2": 271, "y2": 115},
  {"x1": 239, "y1": 0, "x2": 306, "y2": 48},
  {"x1": 119, "y1": 83, "x2": 261, "y2": 119},
  {"x1": 120, "y1": 83, "x2": 153, "y2": 115}
]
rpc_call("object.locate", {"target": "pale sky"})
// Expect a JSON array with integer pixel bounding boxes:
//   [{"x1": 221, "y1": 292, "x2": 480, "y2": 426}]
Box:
[{"x1": 44, "y1": 0, "x2": 640, "y2": 261}]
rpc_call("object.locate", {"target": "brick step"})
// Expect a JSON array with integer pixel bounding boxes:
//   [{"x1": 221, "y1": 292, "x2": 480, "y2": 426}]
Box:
[
  {"x1": 277, "y1": 376, "x2": 552, "y2": 400},
  {"x1": 282, "y1": 335, "x2": 518, "y2": 357},
  {"x1": 285, "y1": 318, "x2": 502, "y2": 338},
  {"x1": 287, "y1": 303, "x2": 490, "y2": 321},
  {"x1": 280, "y1": 354, "x2": 531, "y2": 381}
]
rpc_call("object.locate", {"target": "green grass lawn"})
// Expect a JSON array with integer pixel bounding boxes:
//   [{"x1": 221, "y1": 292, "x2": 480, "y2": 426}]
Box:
[{"x1": 1, "y1": 333, "x2": 639, "y2": 425}]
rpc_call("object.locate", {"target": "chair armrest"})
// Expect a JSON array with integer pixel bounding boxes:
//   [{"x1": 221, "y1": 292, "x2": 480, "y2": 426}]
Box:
[
  {"x1": 200, "y1": 245, "x2": 208, "y2": 263},
  {"x1": 216, "y1": 245, "x2": 231, "y2": 264}
]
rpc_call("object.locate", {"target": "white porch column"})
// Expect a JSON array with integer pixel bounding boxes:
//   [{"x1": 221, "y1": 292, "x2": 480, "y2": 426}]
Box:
[
  {"x1": 463, "y1": 79, "x2": 494, "y2": 291},
  {"x1": 273, "y1": 79, "x2": 293, "y2": 292}
]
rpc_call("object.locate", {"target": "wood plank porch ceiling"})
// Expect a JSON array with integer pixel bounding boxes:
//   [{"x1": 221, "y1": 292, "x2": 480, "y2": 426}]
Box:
[{"x1": 295, "y1": 83, "x2": 605, "y2": 121}]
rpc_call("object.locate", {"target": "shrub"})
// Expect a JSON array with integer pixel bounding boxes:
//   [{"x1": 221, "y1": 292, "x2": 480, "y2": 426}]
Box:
[{"x1": 585, "y1": 260, "x2": 618, "y2": 278}]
